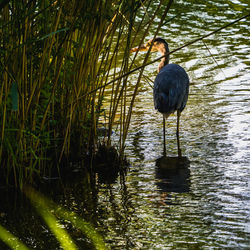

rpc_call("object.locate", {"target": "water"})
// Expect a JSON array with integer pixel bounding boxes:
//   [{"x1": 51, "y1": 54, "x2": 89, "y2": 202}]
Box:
[{"x1": 0, "y1": 0, "x2": 250, "y2": 249}]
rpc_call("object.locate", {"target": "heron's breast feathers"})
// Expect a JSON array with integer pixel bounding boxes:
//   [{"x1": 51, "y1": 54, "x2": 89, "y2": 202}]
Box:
[{"x1": 153, "y1": 64, "x2": 189, "y2": 114}]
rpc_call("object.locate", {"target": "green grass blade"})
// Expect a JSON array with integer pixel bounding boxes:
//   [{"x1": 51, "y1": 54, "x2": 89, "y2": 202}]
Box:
[
  {"x1": 0, "y1": 224, "x2": 29, "y2": 250},
  {"x1": 25, "y1": 187, "x2": 78, "y2": 250},
  {"x1": 37, "y1": 27, "x2": 69, "y2": 41},
  {"x1": 11, "y1": 82, "x2": 18, "y2": 111},
  {"x1": 36, "y1": 207, "x2": 78, "y2": 250},
  {"x1": 25, "y1": 187, "x2": 107, "y2": 250},
  {"x1": 55, "y1": 208, "x2": 107, "y2": 250}
]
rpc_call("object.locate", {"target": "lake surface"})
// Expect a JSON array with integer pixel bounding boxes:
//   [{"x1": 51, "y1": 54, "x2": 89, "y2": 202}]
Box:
[{"x1": 0, "y1": 0, "x2": 249, "y2": 249}]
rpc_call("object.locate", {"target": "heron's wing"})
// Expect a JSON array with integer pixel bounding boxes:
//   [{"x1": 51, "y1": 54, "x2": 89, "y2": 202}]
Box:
[{"x1": 153, "y1": 64, "x2": 189, "y2": 114}]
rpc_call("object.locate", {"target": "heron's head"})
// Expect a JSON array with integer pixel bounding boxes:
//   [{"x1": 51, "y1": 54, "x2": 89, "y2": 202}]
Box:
[{"x1": 130, "y1": 38, "x2": 169, "y2": 53}]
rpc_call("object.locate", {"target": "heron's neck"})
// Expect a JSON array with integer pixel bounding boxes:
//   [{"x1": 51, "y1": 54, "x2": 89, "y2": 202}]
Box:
[{"x1": 158, "y1": 43, "x2": 169, "y2": 72}]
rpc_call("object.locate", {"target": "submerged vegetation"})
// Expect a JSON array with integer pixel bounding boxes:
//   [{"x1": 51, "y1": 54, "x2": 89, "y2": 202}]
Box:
[{"x1": 0, "y1": 0, "x2": 173, "y2": 186}]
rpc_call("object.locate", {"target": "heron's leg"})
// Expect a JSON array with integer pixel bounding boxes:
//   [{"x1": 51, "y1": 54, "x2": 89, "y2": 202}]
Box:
[
  {"x1": 163, "y1": 115, "x2": 166, "y2": 156},
  {"x1": 176, "y1": 110, "x2": 182, "y2": 158}
]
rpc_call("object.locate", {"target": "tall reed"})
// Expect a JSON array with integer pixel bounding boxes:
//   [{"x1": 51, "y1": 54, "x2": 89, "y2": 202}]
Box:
[{"x1": 0, "y1": 0, "x2": 173, "y2": 186}]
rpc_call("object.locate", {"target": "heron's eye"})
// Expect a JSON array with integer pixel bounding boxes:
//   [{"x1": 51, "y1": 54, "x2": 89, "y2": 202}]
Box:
[{"x1": 146, "y1": 41, "x2": 152, "y2": 47}]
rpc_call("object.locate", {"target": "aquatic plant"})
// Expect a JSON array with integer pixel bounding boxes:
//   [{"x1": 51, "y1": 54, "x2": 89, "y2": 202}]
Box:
[{"x1": 0, "y1": 0, "x2": 173, "y2": 186}]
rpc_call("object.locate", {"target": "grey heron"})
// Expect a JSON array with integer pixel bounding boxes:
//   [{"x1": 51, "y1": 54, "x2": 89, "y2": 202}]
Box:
[{"x1": 131, "y1": 38, "x2": 189, "y2": 157}]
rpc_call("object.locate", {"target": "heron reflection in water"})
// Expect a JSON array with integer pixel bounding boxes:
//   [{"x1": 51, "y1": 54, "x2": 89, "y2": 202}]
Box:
[
  {"x1": 155, "y1": 156, "x2": 190, "y2": 195},
  {"x1": 131, "y1": 38, "x2": 189, "y2": 157}
]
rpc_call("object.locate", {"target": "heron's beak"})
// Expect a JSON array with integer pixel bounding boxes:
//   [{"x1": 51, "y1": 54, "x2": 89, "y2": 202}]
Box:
[{"x1": 130, "y1": 45, "x2": 149, "y2": 53}]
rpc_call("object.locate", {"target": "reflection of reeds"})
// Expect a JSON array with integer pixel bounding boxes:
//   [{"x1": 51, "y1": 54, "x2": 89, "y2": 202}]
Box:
[{"x1": 0, "y1": 0, "x2": 173, "y2": 186}]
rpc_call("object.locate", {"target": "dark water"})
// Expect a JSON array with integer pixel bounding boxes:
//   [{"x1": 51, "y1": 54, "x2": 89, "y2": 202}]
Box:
[{"x1": 1, "y1": 0, "x2": 250, "y2": 249}]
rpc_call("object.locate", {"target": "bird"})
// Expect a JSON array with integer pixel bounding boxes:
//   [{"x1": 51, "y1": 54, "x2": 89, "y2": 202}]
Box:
[{"x1": 131, "y1": 38, "x2": 189, "y2": 157}]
